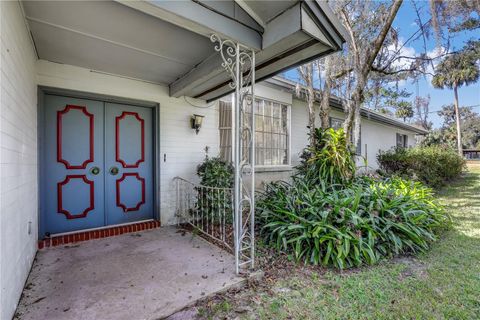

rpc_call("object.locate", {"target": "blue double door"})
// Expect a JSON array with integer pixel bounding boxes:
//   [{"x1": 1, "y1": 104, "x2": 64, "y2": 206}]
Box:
[{"x1": 42, "y1": 94, "x2": 154, "y2": 236}]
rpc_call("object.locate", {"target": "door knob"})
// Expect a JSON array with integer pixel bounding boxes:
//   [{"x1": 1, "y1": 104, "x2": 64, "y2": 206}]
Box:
[
  {"x1": 110, "y1": 166, "x2": 119, "y2": 175},
  {"x1": 90, "y1": 166, "x2": 100, "y2": 175}
]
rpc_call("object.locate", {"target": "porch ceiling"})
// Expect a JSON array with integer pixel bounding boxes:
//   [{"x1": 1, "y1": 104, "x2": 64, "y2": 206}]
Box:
[
  {"x1": 22, "y1": 1, "x2": 213, "y2": 85},
  {"x1": 22, "y1": 0, "x2": 345, "y2": 101}
]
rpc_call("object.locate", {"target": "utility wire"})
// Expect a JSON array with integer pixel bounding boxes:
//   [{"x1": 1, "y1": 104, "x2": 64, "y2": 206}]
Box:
[{"x1": 426, "y1": 104, "x2": 480, "y2": 114}]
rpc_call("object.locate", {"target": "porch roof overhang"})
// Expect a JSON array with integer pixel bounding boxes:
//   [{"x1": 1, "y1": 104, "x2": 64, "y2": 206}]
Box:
[{"x1": 22, "y1": 0, "x2": 346, "y2": 101}]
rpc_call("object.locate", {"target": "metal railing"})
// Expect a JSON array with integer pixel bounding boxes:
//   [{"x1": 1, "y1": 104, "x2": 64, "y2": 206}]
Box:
[{"x1": 174, "y1": 177, "x2": 234, "y2": 251}]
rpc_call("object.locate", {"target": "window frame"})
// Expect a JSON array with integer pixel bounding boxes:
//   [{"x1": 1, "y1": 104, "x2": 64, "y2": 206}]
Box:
[
  {"x1": 251, "y1": 97, "x2": 292, "y2": 168},
  {"x1": 396, "y1": 133, "x2": 408, "y2": 148},
  {"x1": 218, "y1": 97, "x2": 292, "y2": 168}
]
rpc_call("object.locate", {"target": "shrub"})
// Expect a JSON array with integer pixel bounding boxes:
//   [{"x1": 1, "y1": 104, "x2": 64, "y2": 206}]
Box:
[
  {"x1": 297, "y1": 127, "x2": 356, "y2": 185},
  {"x1": 196, "y1": 156, "x2": 233, "y2": 223},
  {"x1": 197, "y1": 156, "x2": 234, "y2": 188},
  {"x1": 257, "y1": 128, "x2": 449, "y2": 269},
  {"x1": 257, "y1": 176, "x2": 448, "y2": 269},
  {"x1": 377, "y1": 146, "x2": 465, "y2": 187}
]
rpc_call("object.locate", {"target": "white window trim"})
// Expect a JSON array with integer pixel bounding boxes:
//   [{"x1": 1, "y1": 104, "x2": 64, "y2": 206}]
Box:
[
  {"x1": 229, "y1": 96, "x2": 292, "y2": 167},
  {"x1": 255, "y1": 97, "x2": 291, "y2": 167},
  {"x1": 255, "y1": 165, "x2": 293, "y2": 172}
]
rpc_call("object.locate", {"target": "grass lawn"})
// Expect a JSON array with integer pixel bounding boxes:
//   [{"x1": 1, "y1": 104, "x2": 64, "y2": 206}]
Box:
[{"x1": 198, "y1": 166, "x2": 480, "y2": 319}]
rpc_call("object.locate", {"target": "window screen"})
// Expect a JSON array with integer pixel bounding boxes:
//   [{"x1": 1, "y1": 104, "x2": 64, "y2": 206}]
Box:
[{"x1": 219, "y1": 99, "x2": 290, "y2": 166}]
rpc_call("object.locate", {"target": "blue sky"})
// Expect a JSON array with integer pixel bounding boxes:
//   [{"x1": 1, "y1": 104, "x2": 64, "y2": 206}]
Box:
[
  {"x1": 284, "y1": 1, "x2": 479, "y2": 128},
  {"x1": 394, "y1": 1, "x2": 480, "y2": 128}
]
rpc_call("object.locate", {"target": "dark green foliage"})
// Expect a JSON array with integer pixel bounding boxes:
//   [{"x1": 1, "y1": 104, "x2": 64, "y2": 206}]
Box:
[
  {"x1": 197, "y1": 156, "x2": 234, "y2": 188},
  {"x1": 196, "y1": 156, "x2": 233, "y2": 223},
  {"x1": 257, "y1": 128, "x2": 449, "y2": 269},
  {"x1": 257, "y1": 176, "x2": 448, "y2": 269},
  {"x1": 431, "y1": 42, "x2": 479, "y2": 90},
  {"x1": 423, "y1": 105, "x2": 480, "y2": 149},
  {"x1": 377, "y1": 146, "x2": 465, "y2": 187},
  {"x1": 297, "y1": 127, "x2": 356, "y2": 185}
]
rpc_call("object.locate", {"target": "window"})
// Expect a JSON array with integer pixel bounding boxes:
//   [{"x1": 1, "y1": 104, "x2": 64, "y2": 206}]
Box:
[
  {"x1": 396, "y1": 133, "x2": 408, "y2": 148},
  {"x1": 219, "y1": 101, "x2": 232, "y2": 161},
  {"x1": 329, "y1": 117, "x2": 343, "y2": 130},
  {"x1": 219, "y1": 99, "x2": 290, "y2": 166},
  {"x1": 329, "y1": 117, "x2": 361, "y2": 155}
]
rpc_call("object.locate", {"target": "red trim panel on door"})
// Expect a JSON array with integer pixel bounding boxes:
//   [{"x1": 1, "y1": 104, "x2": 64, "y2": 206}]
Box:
[
  {"x1": 115, "y1": 111, "x2": 145, "y2": 168},
  {"x1": 57, "y1": 174, "x2": 95, "y2": 219},
  {"x1": 57, "y1": 105, "x2": 94, "y2": 169},
  {"x1": 116, "y1": 172, "x2": 146, "y2": 212}
]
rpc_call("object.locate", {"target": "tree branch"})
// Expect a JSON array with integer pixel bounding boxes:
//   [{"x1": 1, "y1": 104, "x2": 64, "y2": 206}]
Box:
[
  {"x1": 340, "y1": 8, "x2": 360, "y2": 63},
  {"x1": 366, "y1": 0, "x2": 404, "y2": 69}
]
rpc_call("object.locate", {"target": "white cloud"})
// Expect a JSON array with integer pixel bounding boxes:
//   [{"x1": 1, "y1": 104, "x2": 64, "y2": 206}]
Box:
[{"x1": 385, "y1": 40, "x2": 417, "y2": 70}]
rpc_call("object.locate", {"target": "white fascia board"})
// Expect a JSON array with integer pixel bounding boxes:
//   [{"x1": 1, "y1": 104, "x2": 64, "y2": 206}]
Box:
[
  {"x1": 304, "y1": 1, "x2": 346, "y2": 49},
  {"x1": 234, "y1": 0, "x2": 267, "y2": 29},
  {"x1": 262, "y1": 3, "x2": 334, "y2": 49},
  {"x1": 171, "y1": 1, "x2": 341, "y2": 99},
  {"x1": 116, "y1": 0, "x2": 262, "y2": 50},
  {"x1": 301, "y1": 6, "x2": 333, "y2": 47},
  {"x1": 198, "y1": 42, "x2": 332, "y2": 101},
  {"x1": 168, "y1": 53, "x2": 226, "y2": 98},
  {"x1": 262, "y1": 4, "x2": 302, "y2": 49}
]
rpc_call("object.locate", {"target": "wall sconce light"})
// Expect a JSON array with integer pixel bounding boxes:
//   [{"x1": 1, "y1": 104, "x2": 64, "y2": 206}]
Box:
[{"x1": 191, "y1": 114, "x2": 204, "y2": 134}]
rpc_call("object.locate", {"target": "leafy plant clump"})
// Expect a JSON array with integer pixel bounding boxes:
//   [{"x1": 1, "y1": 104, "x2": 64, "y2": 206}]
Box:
[
  {"x1": 377, "y1": 145, "x2": 465, "y2": 187},
  {"x1": 297, "y1": 127, "x2": 356, "y2": 185},
  {"x1": 196, "y1": 155, "x2": 234, "y2": 223},
  {"x1": 258, "y1": 176, "x2": 448, "y2": 269},
  {"x1": 197, "y1": 156, "x2": 234, "y2": 188},
  {"x1": 257, "y1": 128, "x2": 449, "y2": 269}
]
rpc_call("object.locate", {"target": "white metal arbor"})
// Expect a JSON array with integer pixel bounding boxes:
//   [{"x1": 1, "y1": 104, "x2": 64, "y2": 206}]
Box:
[{"x1": 211, "y1": 34, "x2": 255, "y2": 274}]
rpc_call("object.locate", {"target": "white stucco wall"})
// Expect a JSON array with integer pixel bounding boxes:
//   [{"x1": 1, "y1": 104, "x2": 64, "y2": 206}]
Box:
[
  {"x1": 36, "y1": 60, "x2": 219, "y2": 227},
  {"x1": 286, "y1": 97, "x2": 420, "y2": 171},
  {"x1": 359, "y1": 117, "x2": 417, "y2": 169},
  {"x1": 1, "y1": 2, "x2": 39, "y2": 319}
]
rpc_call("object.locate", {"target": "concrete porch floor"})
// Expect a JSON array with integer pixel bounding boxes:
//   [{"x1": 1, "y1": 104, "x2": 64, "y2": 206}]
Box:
[{"x1": 15, "y1": 227, "x2": 244, "y2": 320}]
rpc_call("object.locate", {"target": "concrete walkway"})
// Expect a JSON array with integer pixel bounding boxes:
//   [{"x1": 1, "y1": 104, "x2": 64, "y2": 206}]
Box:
[{"x1": 15, "y1": 227, "x2": 244, "y2": 320}]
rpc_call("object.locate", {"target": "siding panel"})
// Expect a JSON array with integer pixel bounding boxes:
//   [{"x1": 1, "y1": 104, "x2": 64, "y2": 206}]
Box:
[{"x1": 0, "y1": 2, "x2": 38, "y2": 320}]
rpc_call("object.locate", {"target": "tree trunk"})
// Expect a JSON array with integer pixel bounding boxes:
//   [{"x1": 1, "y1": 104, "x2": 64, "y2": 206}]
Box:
[
  {"x1": 344, "y1": 73, "x2": 366, "y2": 142},
  {"x1": 319, "y1": 58, "x2": 332, "y2": 129},
  {"x1": 453, "y1": 84, "x2": 463, "y2": 156},
  {"x1": 319, "y1": 78, "x2": 331, "y2": 128},
  {"x1": 340, "y1": 0, "x2": 403, "y2": 145},
  {"x1": 304, "y1": 63, "x2": 316, "y2": 140}
]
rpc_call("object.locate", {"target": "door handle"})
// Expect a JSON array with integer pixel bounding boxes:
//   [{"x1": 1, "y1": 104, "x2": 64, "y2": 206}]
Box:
[
  {"x1": 90, "y1": 166, "x2": 100, "y2": 175},
  {"x1": 109, "y1": 166, "x2": 119, "y2": 175}
]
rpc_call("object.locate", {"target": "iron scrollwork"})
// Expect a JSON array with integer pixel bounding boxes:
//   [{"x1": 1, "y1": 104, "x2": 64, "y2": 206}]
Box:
[{"x1": 211, "y1": 34, "x2": 256, "y2": 274}]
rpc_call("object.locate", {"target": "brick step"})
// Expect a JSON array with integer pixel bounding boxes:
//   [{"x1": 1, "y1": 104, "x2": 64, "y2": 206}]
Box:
[{"x1": 38, "y1": 220, "x2": 161, "y2": 249}]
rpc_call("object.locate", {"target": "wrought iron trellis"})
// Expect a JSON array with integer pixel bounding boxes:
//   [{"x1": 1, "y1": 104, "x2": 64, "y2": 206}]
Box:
[{"x1": 210, "y1": 34, "x2": 255, "y2": 274}]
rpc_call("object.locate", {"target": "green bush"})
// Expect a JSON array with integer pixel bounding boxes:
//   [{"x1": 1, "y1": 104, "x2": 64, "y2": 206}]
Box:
[
  {"x1": 257, "y1": 128, "x2": 449, "y2": 269},
  {"x1": 297, "y1": 127, "x2": 356, "y2": 185},
  {"x1": 197, "y1": 156, "x2": 234, "y2": 188},
  {"x1": 257, "y1": 176, "x2": 448, "y2": 269},
  {"x1": 196, "y1": 156, "x2": 233, "y2": 223},
  {"x1": 377, "y1": 146, "x2": 465, "y2": 187}
]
